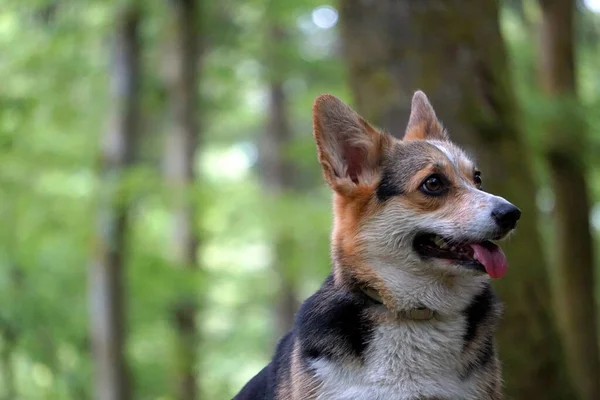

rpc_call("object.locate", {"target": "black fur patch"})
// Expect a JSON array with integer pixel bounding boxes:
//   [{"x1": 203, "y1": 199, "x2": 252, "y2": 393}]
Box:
[
  {"x1": 297, "y1": 275, "x2": 374, "y2": 362},
  {"x1": 461, "y1": 284, "x2": 498, "y2": 380},
  {"x1": 477, "y1": 336, "x2": 495, "y2": 367},
  {"x1": 376, "y1": 166, "x2": 403, "y2": 201},
  {"x1": 462, "y1": 336, "x2": 495, "y2": 379},
  {"x1": 233, "y1": 275, "x2": 376, "y2": 399},
  {"x1": 463, "y1": 284, "x2": 495, "y2": 343}
]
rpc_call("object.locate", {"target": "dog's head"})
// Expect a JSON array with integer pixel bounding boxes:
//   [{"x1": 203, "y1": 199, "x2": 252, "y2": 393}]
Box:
[{"x1": 313, "y1": 92, "x2": 520, "y2": 293}]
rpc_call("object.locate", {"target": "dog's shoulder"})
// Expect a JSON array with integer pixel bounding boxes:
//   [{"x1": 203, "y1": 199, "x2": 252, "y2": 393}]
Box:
[
  {"x1": 233, "y1": 364, "x2": 270, "y2": 400},
  {"x1": 296, "y1": 274, "x2": 376, "y2": 362},
  {"x1": 305, "y1": 281, "x2": 502, "y2": 399},
  {"x1": 234, "y1": 278, "x2": 503, "y2": 400},
  {"x1": 233, "y1": 331, "x2": 295, "y2": 400},
  {"x1": 233, "y1": 275, "x2": 377, "y2": 399}
]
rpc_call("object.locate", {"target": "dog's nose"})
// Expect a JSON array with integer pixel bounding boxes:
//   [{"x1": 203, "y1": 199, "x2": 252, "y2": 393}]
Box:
[{"x1": 491, "y1": 203, "x2": 521, "y2": 230}]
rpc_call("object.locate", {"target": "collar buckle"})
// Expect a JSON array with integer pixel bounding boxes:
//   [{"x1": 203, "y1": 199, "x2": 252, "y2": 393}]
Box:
[
  {"x1": 360, "y1": 286, "x2": 436, "y2": 321},
  {"x1": 400, "y1": 306, "x2": 436, "y2": 321}
]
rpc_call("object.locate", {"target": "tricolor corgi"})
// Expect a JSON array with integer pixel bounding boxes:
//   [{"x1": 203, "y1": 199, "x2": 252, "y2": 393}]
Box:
[{"x1": 234, "y1": 91, "x2": 520, "y2": 400}]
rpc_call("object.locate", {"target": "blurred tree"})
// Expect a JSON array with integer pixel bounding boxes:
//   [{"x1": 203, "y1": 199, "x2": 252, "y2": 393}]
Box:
[
  {"x1": 538, "y1": 0, "x2": 600, "y2": 399},
  {"x1": 0, "y1": 183, "x2": 19, "y2": 400},
  {"x1": 89, "y1": 5, "x2": 140, "y2": 400},
  {"x1": 162, "y1": 0, "x2": 202, "y2": 399},
  {"x1": 338, "y1": 0, "x2": 574, "y2": 398},
  {"x1": 260, "y1": 14, "x2": 300, "y2": 339},
  {"x1": 508, "y1": 0, "x2": 527, "y2": 21},
  {"x1": 0, "y1": 321, "x2": 16, "y2": 400}
]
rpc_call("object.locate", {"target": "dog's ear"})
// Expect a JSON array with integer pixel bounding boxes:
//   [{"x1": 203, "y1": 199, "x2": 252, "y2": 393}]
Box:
[
  {"x1": 403, "y1": 91, "x2": 447, "y2": 141},
  {"x1": 313, "y1": 95, "x2": 390, "y2": 195}
]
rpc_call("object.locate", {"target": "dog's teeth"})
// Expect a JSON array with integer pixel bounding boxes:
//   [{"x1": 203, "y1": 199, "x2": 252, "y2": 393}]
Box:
[
  {"x1": 433, "y1": 236, "x2": 446, "y2": 248},
  {"x1": 450, "y1": 246, "x2": 457, "y2": 252}
]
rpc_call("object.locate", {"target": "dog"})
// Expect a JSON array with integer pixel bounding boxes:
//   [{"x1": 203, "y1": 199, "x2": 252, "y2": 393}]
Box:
[{"x1": 234, "y1": 91, "x2": 520, "y2": 400}]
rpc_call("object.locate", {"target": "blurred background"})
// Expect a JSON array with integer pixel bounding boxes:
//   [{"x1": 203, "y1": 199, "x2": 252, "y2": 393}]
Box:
[{"x1": 1, "y1": 0, "x2": 600, "y2": 399}]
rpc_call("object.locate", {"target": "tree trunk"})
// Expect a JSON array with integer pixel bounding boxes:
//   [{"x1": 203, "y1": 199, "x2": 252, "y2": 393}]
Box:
[
  {"x1": 538, "y1": 1, "x2": 600, "y2": 399},
  {"x1": 89, "y1": 6, "x2": 139, "y2": 400},
  {"x1": 163, "y1": 0, "x2": 201, "y2": 399},
  {"x1": 339, "y1": 1, "x2": 573, "y2": 398},
  {"x1": 506, "y1": 0, "x2": 529, "y2": 26},
  {"x1": 260, "y1": 24, "x2": 300, "y2": 339}
]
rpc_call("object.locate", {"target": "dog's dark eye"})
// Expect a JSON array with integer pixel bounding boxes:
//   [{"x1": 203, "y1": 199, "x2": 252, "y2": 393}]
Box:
[
  {"x1": 421, "y1": 174, "x2": 446, "y2": 195},
  {"x1": 474, "y1": 171, "x2": 482, "y2": 188}
]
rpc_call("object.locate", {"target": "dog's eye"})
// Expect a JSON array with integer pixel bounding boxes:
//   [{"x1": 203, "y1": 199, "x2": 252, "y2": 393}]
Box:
[
  {"x1": 421, "y1": 174, "x2": 446, "y2": 195},
  {"x1": 474, "y1": 171, "x2": 482, "y2": 188}
]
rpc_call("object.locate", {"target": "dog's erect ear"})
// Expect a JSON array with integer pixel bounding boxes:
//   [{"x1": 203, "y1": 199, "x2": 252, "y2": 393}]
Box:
[
  {"x1": 313, "y1": 95, "x2": 390, "y2": 195},
  {"x1": 403, "y1": 91, "x2": 447, "y2": 141}
]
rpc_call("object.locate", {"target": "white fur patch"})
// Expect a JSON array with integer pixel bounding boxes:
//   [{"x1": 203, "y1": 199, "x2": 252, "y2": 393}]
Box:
[
  {"x1": 432, "y1": 142, "x2": 456, "y2": 166},
  {"x1": 312, "y1": 188, "x2": 501, "y2": 399},
  {"x1": 311, "y1": 137, "x2": 510, "y2": 399},
  {"x1": 311, "y1": 316, "x2": 482, "y2": 400}
]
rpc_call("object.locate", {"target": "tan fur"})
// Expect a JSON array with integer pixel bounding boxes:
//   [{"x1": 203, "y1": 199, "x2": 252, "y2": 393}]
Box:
[
  {"x1": 316, "y1": 94, "x2": 486, "y2": 314},
  {"x1": 382, "y1": 142, "x2": 486, "y2": 225},
  {"x1": 331, "y1": 188, "x2": 401, "y2": 310},
  {"x1": 311, "y1": 95, "x2": 402, "y2": 310},
  {"x1": 404, "y1": 120, "x2": 446, "y2": 141},
  {"x1": 236, "y1": 91, "x2": 508, "y2": 400},
  {"x1": 308, "y1": 91, "x2": 504, "y2": 398},
  {"x1": 328, "y1": 138, "x2": 481, "y2": 306},
  {"x1": 313, "y1": 94, "x2": 392, "y2": 196},
  {"x1": 404, "y1": 91, "x2": 447, "y2": 141},
  {"x1": 277, "y1": 339, "x2": 321, "y2": 400}
]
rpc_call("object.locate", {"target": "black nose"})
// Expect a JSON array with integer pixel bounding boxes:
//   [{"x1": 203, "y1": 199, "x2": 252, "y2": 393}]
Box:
[{"x1": 492, "y1": 203, "x2": 521, "y2": 230}]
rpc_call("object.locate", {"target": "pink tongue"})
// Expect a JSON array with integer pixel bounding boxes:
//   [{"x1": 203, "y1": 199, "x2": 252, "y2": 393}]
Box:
[{"x1": 469, "y1": 243, "x2": 508, "y2": 279}]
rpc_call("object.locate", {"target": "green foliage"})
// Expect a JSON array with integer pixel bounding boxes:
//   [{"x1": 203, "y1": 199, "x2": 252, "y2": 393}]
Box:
[{"x1": 0, "y1": 0, "x2": 343, "y2": 398}]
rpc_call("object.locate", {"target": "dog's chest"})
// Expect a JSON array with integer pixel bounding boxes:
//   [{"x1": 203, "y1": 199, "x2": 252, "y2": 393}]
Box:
[{"x1": 311, "y1": 317, "x2": 479, "y2": 400}]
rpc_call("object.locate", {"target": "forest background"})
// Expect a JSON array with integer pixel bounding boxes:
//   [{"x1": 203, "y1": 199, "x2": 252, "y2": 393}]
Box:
[{"x1": 2, "y1": 0, "x2": 600, "y2": 399}]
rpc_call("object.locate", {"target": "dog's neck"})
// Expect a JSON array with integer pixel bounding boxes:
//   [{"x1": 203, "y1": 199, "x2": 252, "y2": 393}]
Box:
[
  {"x1": 335, "y1": 258, "x2": 490, "y2": 317},
  {"x1": 374, "y1": 259, "x2": 490, "y2": 315},
  {"x1": 359, "y1": 285, "x2": 437, "y2": 321}
]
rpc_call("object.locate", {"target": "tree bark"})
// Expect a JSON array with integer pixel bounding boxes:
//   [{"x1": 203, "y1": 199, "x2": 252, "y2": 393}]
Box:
[
  {"x1": 538, "y1": 1, "x2": 600, "y2": 399},
  {"x1": 89, "y1": 6, "x2": 139, "y2": 400},
  {"x1": 163, "y1": 0, "x2": 201, "y2": 399},
  {"x1": 260, "y1": 23, "x2": 300, "y2": 339},
  {"x1": 339, "y1": 1, "x2": 573, "y2": 398}
]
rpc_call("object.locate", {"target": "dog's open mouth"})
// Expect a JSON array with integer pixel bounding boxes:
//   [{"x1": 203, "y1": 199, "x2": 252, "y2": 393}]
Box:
[{"x1": 414, "y1": 234, "x2": 508, "y2": 279}]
